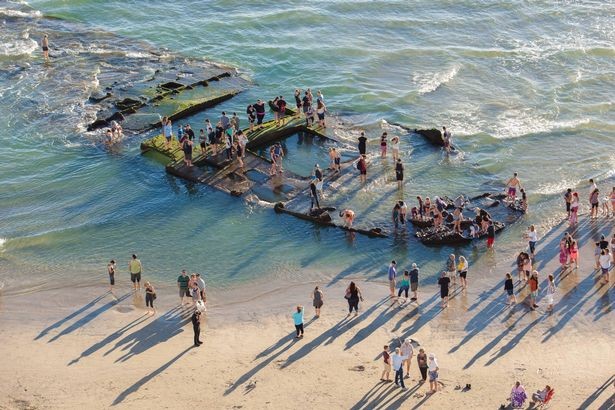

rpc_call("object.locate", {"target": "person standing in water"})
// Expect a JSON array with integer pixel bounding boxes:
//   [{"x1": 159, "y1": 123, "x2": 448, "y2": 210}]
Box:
[
  {"x1": 312, "y1": 286, "x2": 323, "y2": 317},
  {"x1": 390, "y1": 136, "x2": 400, "y2": 162},
  {"x1": 409, "y1": 263, "x2": 419, "y2": 302},
  {"x1": 395, "y1": 159, "x2": 404, "y2": 189},
  {"x1": 569, "y1": 192, "x2": 579, "y2": 225},
  {"x1": 438, "y1": 271, "x2": 450, "y2": 308},
  {"x1": 41, "y1": 34, "x2": 49, "y2": 61},
  {"x1": 107, "y1": 260, "x2": 116, "y2": 292},
  {"x1": 442, "y1": 126, "x2": 452, "y2": 154},
  {"x1": 506, "y1": 172, "x2": 522, "y2": 202},
  {"x1": 357, "y1": 155, "x2": 367, "y2": 183},
  {"x1": 564, "y1": 188, "x2": 572, "y2": 218},
  {"x1": 380, "y1": 132, "x2": 388, "y2": 158},
  {"x1": 504, "y1": 272, "x2": 516, "y2": 305},
  {"x1": 487, "y1": 220, "x2": 496, "y2": 249},
  {"x1": 388, "y1": 260, "x2": 397, "y2": 298},
  {"x1": 446, "y1": 254, "x2": 456, "y2": 287},
  {"x1": 457, "y1": 256, "x2": 468, "y2": 289},
  {"x1": 358, "y1": 132, "x2": 367, "y2": 156},
  {"x1": 144, "y1": 281, "x2": 156, "y2": 315},
  {"x1": 128, "y1": 254, "x2": 142, "y2": 291}
]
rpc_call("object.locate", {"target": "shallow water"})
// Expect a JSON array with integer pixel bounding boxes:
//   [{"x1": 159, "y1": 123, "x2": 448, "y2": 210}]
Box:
[{"x1": 0, "y1": 0, "x2": 614, "y2": 292}]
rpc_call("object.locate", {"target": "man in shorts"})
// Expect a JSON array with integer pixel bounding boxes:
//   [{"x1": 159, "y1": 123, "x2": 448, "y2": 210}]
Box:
[
  {"x1": 505, "y1": 172, "x2": 522, "y2": 202},
  {"x1": 177, "y1": 269, "x2": 191, "y2": 306},
  {"x1": 196, "y1": 273, "x2": 206, "y2": 301},
  {"x1": 388, "y1": 260, "x2": 397, "y2": 298},
  {"x1": 380, "y1": 345, "x2": 391, "y2": 381},
  {"x1": 128, "y1": 254, "x2": 142, "y2": 291},
  {"x1": 409, "y1": 263, "x2": 419, "y2": 301},
  {"x1": 564, "y1": 188, "x2": 572, "y2": 218}
]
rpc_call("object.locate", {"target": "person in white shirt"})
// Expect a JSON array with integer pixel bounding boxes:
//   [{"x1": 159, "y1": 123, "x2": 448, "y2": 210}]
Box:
[
  {"x1": 428, "y1": 353, "x2": 439, "y2": 394},
  {"x1": 599, "y1": 249, "x2": 611, "y2": 284},
  {"x1": 525, "y1": 225, "x2": 538, "y2": 258},
  {"x1": 400, "y1": 339, "x2": 414, "y2": 378},
  {"x1": 391, "y1": 347, "x2": 408, "y2": 389}
]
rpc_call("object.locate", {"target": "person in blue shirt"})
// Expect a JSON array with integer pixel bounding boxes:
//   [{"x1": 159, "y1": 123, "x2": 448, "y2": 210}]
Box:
[
  {"x1": 388, "y1": 261, "x2": 397, "y2": 298},
  {"x1": 292, "y1": 306, "x2": 304, "y2": 339}
]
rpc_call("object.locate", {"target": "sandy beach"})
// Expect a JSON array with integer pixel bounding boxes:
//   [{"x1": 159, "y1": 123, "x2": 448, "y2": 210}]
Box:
[{"x1": 0, "y1": 217, "x2": 613, "y2": 410}]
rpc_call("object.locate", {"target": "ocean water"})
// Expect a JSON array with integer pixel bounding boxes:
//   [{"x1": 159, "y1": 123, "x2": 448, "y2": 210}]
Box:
[{"x1": 1, "y1": 0, "x2": 614, "y2": 292}]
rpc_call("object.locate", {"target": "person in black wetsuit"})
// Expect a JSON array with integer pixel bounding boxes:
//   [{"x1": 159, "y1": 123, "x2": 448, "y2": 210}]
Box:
[
  {"x1": 182, "y1": 137, "x2": 193, "y2": 167},
  {"x1": 191, "y1": 310, "x2": 202, "y2": 347},
  {"x1": 310, "y1": 178, "x2": 320, "y2": 210},
  {"x1": 358, "y1": 132, "x2": 367, "y2": 155}
]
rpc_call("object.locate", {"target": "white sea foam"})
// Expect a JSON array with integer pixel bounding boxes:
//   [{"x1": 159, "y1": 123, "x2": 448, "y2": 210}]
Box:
[
  {"x1": 0, "y1": 7, "x2": 41, "y2": 18},
  {"x1": 412, "y1": 64, "x2": 460, "y2": 95},
  {"x1": 0, "y1": 29, "x2": 38, "y2": 56},
  {"x1": 491, "y1": 110, "x2": 591, "y2": 139}
]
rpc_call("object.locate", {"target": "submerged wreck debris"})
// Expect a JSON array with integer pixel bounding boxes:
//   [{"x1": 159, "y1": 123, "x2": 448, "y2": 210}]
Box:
[{"x1": 416, "y1": 221, "x2": 505, "y2": 245}]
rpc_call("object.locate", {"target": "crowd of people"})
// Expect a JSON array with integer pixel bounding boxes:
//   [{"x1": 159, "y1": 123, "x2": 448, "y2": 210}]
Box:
[{"x1": 156, "y1": 88, "x2": 327, "y2": 172}]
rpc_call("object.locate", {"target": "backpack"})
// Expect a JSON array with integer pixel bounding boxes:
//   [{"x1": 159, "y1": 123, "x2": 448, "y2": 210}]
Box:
[{"x1": 356, "y1": 161, "x2": 361, "y2": 170}]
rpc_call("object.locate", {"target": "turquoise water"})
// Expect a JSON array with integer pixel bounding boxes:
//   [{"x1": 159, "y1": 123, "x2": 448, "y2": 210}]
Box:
[{"x1": 1, "y1": 0, "x2": 614, "y2": 292}]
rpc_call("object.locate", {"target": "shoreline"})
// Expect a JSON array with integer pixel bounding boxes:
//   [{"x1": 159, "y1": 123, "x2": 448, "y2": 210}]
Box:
[{"x1": 0, "y1": 217, "x2": 613, "y2": 409}]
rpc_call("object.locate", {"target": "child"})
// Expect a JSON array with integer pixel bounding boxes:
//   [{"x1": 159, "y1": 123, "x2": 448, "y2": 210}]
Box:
[
  {"x1": 504, "y1": 273, "x2": 516, "y2": 305},
  {"x1": 380, "y1": 345, "x2": 391, "y2": 382},
  {"x1": 569, "y1": 240, "x2": 579, "y2": 269}
]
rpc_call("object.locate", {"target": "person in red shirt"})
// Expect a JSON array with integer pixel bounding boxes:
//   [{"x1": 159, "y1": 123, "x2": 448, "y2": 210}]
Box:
[
  {"x1": 528, "y1": 271, "x2": 539, "y2": 310},
  {"x1": 380, "y1": 345, "x2": 391, "y2": 382}
]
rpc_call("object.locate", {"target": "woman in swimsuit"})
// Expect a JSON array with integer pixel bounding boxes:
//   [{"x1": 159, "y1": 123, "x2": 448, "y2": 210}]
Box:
[
  {"x1": 333, "y1": 149, "x2": 341, "y2": 172},
  {"x1": 380, "y1": 132, "x2": 388, "y2": 158},
  {"x1": 395, "y1": 159, "x2": 404, "y2": 189}
]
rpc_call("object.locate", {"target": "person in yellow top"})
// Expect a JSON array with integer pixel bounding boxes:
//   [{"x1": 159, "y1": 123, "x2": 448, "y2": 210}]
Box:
[
  {"x1": 128, "y1": 254, "x2": 142, "y2": 291},
  {"x1": 457, "y1": 256, "x2": 468, "y2": 289}
]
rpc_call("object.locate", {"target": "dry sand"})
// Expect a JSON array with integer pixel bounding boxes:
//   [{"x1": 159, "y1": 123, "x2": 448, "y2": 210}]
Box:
[{"x1": 0, "y1": 218, "x2": 613, "y2": 410}]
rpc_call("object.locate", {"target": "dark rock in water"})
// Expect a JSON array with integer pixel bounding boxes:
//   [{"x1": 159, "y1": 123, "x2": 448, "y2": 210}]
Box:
[
  {"x1": 88, "y1": 91, "x2": 112, "y2": 103},
  {"x1": 107, "y1": 111, "x2": 125, "y2": 123},
  {"x1": 159, "y1": 81, "x2": 184, "y2": 90},
  {"x1": 415, "y1": 128, "x2": 444, "y2": 146},
  {"x1": 230, "y1": 190, "x2": 242, "y2": 197},
  {"x1": 87, "y1": 119, "x2": 108, "y2": 131},
  {"x1": 470, "y1": 192, "x2": 492, "y2": 200},
  {"x1": 115, "y1": 97, "x2": 143, "y2": 110},
  {"x1": 490, "y1": 193, "x2": 507, "y2": 200},
  {"x1": 274, "y1": 202, "x2": 285, "y2": 213},
  {"x1": 488, "y1": 200, "x2": 500, "y2": 208}
]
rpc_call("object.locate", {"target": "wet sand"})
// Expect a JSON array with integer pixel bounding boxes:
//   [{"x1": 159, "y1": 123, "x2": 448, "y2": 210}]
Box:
[{"x1": 0, "y1": 216, "x2": 613, "y2": 409}]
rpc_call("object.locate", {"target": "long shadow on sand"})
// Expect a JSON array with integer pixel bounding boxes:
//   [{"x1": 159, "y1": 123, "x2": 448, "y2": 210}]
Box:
[
  {"x1": 541, "y1": 272, "x2": 603, "y2": 343},
  {"x1": 112, "y1": 346, "x2": 194, "y2": 406},
  {"x1": 224, "y1": 318, "x2": 317, "y2": 396},
  {"x1": 67, "y1": 313, "x2": 150, "y2": 366},
  {"x1": 35, "y1": 292, "x2": 110, "y2": 341},
  {"x1": 104, "y1": 306, "x2": 191, "y2": 362},
  {"x1": 576, "y1": 374, "x2": 615, "y2": 410},
  {"x1": 281, "y1": 297, "x2": 390, "y2": 368},
  {"x1": 46, "y1": 292, "x2": 132, "y2": 343},
  {"x1": 351, "y1": 381, "x2": 421, "y2": 410}
]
